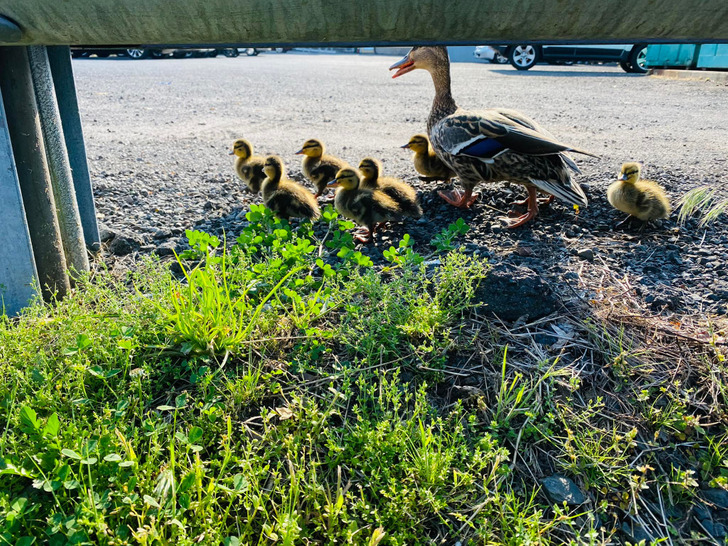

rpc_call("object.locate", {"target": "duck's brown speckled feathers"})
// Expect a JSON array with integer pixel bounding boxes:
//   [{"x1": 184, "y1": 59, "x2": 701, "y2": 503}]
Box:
[
  {"x1": 359, "y1": 158, "x2": 422, "y2": 218},
  {"x1": 262, "y1": 156, "x2": 320, "y2": 221}
]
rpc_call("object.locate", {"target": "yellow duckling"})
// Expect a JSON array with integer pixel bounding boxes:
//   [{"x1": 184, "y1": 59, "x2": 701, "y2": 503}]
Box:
[
  {"x1": 230, "y1": 138, "x2": 266, "y2": 194},
  {"x1": 401, "y1": 134, "x2": 455, "y2": 182},
  {"x1": 328, "y1": 168, "x2": 403, "y2": 243},
  {"x1": 358, "y1": 157, "x2": 423, "y2": 219},
  {"x1": 261, "y1": 156, "x2": 320, "y2": 221},
  {"x1": 607, "y1": 162, "x2": 671, "y2": 225},
  {"x1": 295, "y1": 138, "x2": 348, "y2": 198}
]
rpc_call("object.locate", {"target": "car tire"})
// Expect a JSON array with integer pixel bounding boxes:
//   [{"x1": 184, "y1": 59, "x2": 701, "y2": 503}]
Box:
[
  {"x1": 244, "y1": 48, "x2": 259, "y2": 56},
  {"x1": 223, "y1": 48, "x2": 239, "y2": 58},
  {"x1": 509, "y1": 45, "x2": 539, "y2": 70},
  {"x1": 489, "y1": 52, "x2": 509, "y2": 64},
  {"x1": 619, "y1": 61, "x2": 633, "y2": 73},
  {"x1": 628, "y1": 45, "x2": 648, "y2": 74},
  {"x1": 126, "y1": 48, "x2": 149, "y2": 60}
]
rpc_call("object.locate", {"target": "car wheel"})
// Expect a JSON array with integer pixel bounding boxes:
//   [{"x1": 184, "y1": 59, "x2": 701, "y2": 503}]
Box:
[
  {"x1": 619, "y1": 61, "x2": 633, "y2": 73},
  {"x1": 628, "y1": 45, "x2": 648, "y2": 73},
  {"x1": 126, "y1": 48, "x2": 148, "y2": 60},
  {"x1": 509, "y1": 45, "x2": 539, "y2": 70},
  {"x1": 223, "y1": 48, "x2": 239, "y2": 58},
  {"x1": 490, "y1": 52, "x2": 509, "y2": 64},
  {"x1": 244, "y1": 48, "x2": 259, "y2": 56}
]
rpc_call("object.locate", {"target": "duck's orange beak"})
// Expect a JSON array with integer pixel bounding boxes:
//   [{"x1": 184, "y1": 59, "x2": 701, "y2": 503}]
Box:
[{"x1": 389, "y1": 54, "x2": 415, "y2": 78}]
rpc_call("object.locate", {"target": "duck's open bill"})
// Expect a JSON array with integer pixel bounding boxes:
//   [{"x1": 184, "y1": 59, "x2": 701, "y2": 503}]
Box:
[{"x1": 389, "y1": 53, "x2": 415, "y2": 78}]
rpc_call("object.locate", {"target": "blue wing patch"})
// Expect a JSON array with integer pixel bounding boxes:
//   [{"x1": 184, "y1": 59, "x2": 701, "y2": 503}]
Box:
[{"x1": 456, "y1": 137, "x2": 507, "y2": 159}]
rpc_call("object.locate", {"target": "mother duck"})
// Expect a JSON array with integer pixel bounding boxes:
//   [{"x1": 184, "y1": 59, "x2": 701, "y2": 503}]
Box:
[{"x1": 389, "y1": 46, "x2": 596, "y2": 227}]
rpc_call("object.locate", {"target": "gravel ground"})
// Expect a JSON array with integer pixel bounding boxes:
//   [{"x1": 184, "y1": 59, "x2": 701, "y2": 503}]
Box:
[{"x1": 74, "y1": 52, "x2": 728, "y2": 317}]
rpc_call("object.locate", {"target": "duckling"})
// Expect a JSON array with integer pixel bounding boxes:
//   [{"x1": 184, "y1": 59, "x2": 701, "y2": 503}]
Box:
[
  {"x1": 358, "y1": 157, "x2": 422, "y2": 219},
  {"x1": 230, "y1": 139, "x2": 266, "y2": 194},
  {"x1": 328, "y1": 167, "x2": 403, "y2": 243},
  {"x1": 261, "y1": 156, "x2": 320, "y2": 221},
  {"x1": 295, "y1": 138, "x2": 348, "y2": 198},
  {"x1": 607, "y1": 162, "x2": 671, "y2": 226},
  {"x1": 401, "y1": 134, "x2": 456, "y2": 182}
]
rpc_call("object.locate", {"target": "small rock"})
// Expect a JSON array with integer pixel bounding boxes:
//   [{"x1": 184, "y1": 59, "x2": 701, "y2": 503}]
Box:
[
  {"x1": 692, "y1": 503, "x2": 711, "y2": 521},
  {"x1": 576, "y1": 248, "x2": 595, "y2": 262},
  {"x1": 108, "y1": 232, "x2": 142, "y2": 256},
  {"x1": 541, "y1": 475, "x2": 586, "y2": 506},
  {"x1": 98, "y1": 227, "x2": 116, "y2": 243},
  {"x1": 621, "y1": 520, "x2": 653, "y2": 543},
  {"x1": 153, "y1": 229, "x2": 171, "y2": 239},
  {"x1": 154, "y1": 243, "x2": 177, "y2": 257},
  {"x1": 703, "y1": 488, "x2": 728, "y2": 510},
  {"x1": 474, "y1": 264, "x2": 559, "y2": 321}
]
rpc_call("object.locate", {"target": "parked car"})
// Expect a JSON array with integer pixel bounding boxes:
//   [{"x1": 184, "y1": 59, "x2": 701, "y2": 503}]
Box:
[
  {"x1": 473, "y1": 45, "x2": 508, "y2": 64},
  {"x1": 491, "y1": 44, "x2": 648, "y2": 73},
  {"x1": 71, "y1": 46, "x2": 245, "y2": 59}
]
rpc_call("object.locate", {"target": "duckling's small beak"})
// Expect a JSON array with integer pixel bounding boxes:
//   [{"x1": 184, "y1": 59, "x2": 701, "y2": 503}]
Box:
[
  {"x1": 327, "y1": 179, "x2": 340, "y2": 188},
  {"x1": 617, "y1": 173, "x2": 628, "y2": 181},
  {"x1": 228, "y1": 150, "x2": 235, "y2": 155},
  {"x1": 389, "y1": 54, "x2": 415, "y2": 78},
  {"x1": 294, "y1": 148, "x2": 305, "y2": 155},
  {"x1": 401, "y1": 143, "x2": 412, "y2": 149}
]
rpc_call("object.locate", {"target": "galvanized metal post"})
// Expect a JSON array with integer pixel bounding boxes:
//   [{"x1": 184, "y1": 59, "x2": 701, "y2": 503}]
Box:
[
  {"x1": 28, "y1": 45, "x2": 89, "y2": 276},
  {"x1": 47, "y1": 45, "x2": 101, "y2": 251},
  {"x1": 0, "y1": 83, "x2": 39, "y2": 315},
  {"x1": 0, "y1": 46, "x2": 70, "y2": 301}
]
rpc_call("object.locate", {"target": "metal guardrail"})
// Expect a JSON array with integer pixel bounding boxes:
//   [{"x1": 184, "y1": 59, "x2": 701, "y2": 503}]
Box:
[{"x1": 2, "y1": 0, "x2": 728, "y2": 46}]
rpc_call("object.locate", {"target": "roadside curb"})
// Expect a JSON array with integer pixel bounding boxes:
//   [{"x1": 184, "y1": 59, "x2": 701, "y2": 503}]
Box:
[{"x1": 649, "y1": 68, "x2": 728, "y2": 83}]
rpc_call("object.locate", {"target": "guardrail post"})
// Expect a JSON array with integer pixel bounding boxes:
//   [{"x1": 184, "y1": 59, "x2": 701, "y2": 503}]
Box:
[
  {"x1": 28, "y1": 45, "x2": 90, "y2": 277},
  {"x1": 47, "y1": 46, "x2": 101, "y2": 251},
  {"x1": 0, "y1": 82, "x2": 39, "y2": 315},
  {"x1": 0, "y1": 46, "x2": 70, "y2": 301}
]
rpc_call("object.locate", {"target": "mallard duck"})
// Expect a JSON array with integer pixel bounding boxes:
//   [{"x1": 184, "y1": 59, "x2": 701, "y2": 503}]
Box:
[
  {"x1": 390, "y1": 46, "x2": 597, "y2": 228},
  {"x1": 230, "y1": 139, "x2": 266, "y2": 194},
  {"x1": 261, "y1": 156, "x2": 320, "y2": 221},
  {"x1": 328, "y1": 167, "x2": 403, "y2": 243},
  {"x1": 358, "y1": 157, "x2": 423, "y2": 218},
  {"x1": 607, "y1": 162, "x2": 671, "y2": 225},
  {"x1": 401, "y1": 134, "x2": 456, "y2": 182},
  {"x1": 295, "y1": 138, "x2": 348, "y2": 198}
]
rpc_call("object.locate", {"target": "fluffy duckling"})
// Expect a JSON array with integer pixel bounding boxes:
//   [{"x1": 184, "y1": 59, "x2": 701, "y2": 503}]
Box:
[
  {"x1": 261, "y1": 156, "x2": 320, "y2": 221},
  {"x1": 295, "y1": 138, "x2": 348, "y2": 198},
  {"x1": 358, "y1": 157, "x2": 423, "y2": 219},
  {"x1": 401, "y1": 134, "x2": 456, "y2": 182},
  {"x1": 230, "y1": 139, "x2": 266, "y2": 194},
  {"x1": 607, "y1": 162, "x2": 671, "y2": 225},
  {"x1": 328, "y1": 167, "x2": 403, "y2": 243}
]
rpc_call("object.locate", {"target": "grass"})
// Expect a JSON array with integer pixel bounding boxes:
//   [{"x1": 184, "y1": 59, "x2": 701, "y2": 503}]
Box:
[{"x1": 1, "y1": 204, "x2": 727, "y2": 544}]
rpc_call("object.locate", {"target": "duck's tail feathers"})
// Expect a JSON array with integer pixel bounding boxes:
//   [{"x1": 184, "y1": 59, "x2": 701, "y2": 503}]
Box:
[
  {"x1": 530, "y1": 179, "x2": 588, "y2": 207},
  {"x1": 561, "y1": 153, "x2": 582, "y2": 174}
]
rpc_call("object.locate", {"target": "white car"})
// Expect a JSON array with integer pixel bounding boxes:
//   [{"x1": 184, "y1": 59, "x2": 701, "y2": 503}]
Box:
[{"x1": 473, "y1": 45, "x2": 508, "y2": 64}]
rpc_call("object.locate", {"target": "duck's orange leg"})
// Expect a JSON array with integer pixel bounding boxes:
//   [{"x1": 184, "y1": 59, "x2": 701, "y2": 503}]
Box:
[
  {"x1": 504, "y1": 186, "x2": 539, "y2": 228},
  {"x1": 438, "y1": 188, "x2": 479, "y2": 208}
]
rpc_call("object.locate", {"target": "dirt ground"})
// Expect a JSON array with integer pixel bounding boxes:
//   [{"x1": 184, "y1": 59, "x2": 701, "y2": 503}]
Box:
[{"x1": 74, "y1": 51, "x2": 728, "y2": 318}]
